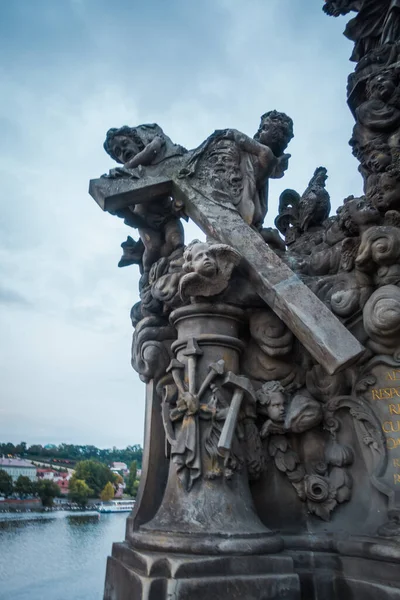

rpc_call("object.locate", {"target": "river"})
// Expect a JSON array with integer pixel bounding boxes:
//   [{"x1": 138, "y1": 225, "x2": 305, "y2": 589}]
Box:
[{"x1": 0, "y1": 511, "x2": 127, "y2": 600}]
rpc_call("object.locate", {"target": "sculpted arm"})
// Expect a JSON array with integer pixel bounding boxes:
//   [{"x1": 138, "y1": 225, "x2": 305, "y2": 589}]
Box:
[
  {"x1": 222, "y1": 129, "x2": 276, "y2": 168},
  {"x1": 124, "y1": 135, "x2": 165, "y2": 168},
  {"x1": 218, "y1": 128, "x2": 290, "y2": 179}
]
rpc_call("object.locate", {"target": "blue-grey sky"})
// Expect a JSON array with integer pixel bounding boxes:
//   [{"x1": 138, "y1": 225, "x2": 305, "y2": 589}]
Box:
[{"x1": 0, "y1": 0, "x2": 362, "y2": 448}]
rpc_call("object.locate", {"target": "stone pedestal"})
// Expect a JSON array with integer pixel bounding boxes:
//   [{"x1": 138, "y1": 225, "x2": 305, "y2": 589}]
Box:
[
  {"x1": 104, "y1": 303, "x2": 301, "y2": 598},
  {"x1": 104, "y1": 544, "x2": 300, "y2": 600},
  {"x1": 128, "y1": 303, "x2": 282, "y2": 555}
]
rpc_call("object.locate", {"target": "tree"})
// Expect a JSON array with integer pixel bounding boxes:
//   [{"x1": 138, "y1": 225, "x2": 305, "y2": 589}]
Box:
[
  {"x1": 74, "y1": 460, "x2": 116, "y2": 497},
  {"x1": 0, "y1": 469, "x2": 13, "y2": 497},
  {"x1": 100, "y1": 481, "x2": 115, "y2": 502},
  {"x1": 14, "y1": 475, "x2": 33, "y2": 498},
  {"x1": 35, "y1": 480, "x2": 61, "y2": 507},
  {"x1": 126, "y1": 460, "x2": 137, "y2": 497},
  {"x1": 15, "y1": 441, "x2": 27, "y2": 456},
  {"x1": 132, "y1": 480, "x2": 140, "y2": 498},
  {"x1": 69, "y1": 477, "x2": 92, "y2": 506}
]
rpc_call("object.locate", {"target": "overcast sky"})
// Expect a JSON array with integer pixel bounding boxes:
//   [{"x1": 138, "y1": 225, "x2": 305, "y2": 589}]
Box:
[{"x1": 0, "y1": 0, "x2": 362, "y2": 448}]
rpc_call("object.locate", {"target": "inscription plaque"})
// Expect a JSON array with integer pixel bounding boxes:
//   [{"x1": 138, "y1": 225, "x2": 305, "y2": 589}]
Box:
[{"x1": 365, "y1": 363, "x2": 400, "y2": 511}]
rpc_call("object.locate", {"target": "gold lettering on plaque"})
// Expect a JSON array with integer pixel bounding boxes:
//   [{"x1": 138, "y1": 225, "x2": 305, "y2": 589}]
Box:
[
  {"x1": 383, "y1": 421, "x2": 400, "y2": 433},
  {"x1": 393, "y1": 458, "x2": 400, "y2": 468},
  {"x1": 371, "y1": 387, "x2": 400, "y2": 400},
  {"x1": 387, "y1": 370, "x2": 400, "y2": 381},
  {"x1": 389, "y1": 404, "x2": 400, "y2": 415},
  {"x1": 394, "y1": 474, "x2": 400, "y2": 484},
  {"x1": 387, "y1": 437, "x2": 400, "y2": 450}
]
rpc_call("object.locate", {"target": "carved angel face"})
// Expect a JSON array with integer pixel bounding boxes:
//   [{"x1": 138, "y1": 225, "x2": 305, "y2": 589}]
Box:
[
  {"x1": 339, "y1": 196, "x2": 380, "y2": 233},
  {"x1": 190, "y1": 243, "x2": 218, "y2": 277},
  {"x1": 108, "y1": 135, "x2": 141, "y2": 165},
  {"x1": 349, "y1": 197, "x2": 380, "y2": 225},
  {"x1": 365, "y1": 148, "x2": 391, "y2": 174},
  {"x1": 266, "y1": 392, "x2": 286, "y2": 423},
  {"x1": 372, "y1": 172, "x2": 400, "y2": 211},
  {"x1": 368, "y1": 75, "x2": 396, "y2": 102},
  {"x1": 257, "y1": 117, "x2": 291, "y2": 155}
]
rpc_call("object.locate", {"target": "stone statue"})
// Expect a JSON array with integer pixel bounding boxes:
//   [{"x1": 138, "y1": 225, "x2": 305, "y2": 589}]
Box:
[
  {"x1": 179, "y1": 240, "x2": 241, "y2": 301},
  {"x1": 323, "y1": 0, "x2": 391, "y2": 62},
  {"x1": 87, "y1": 9, "x2": 400, "y2": 587},
  {"x1": 103, "y1": 123, "x2": 185, "y2": 273},
  {"x1": 182, "y1": 110, "x2": 293, "y2": 229}
]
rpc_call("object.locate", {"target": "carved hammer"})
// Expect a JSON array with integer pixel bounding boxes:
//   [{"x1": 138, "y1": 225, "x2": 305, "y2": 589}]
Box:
[
  {"x1": 218, "y1": 372, "x2": 256, "y2": 457},
  {"x1": 182, "y1": 338, "x2": 203, "y2": 394},
  {"x1": 197, "y1": 359, "x2": 225, "y2": 401}
]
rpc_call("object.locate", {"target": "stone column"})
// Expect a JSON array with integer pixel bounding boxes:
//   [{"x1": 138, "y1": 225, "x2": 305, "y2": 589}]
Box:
[
  {"x1": 129, "y1": 302, "x2": 282, "y2": 555},
  {"x1": 104, "y1": 303, "x2": 300, "y2": 600}
]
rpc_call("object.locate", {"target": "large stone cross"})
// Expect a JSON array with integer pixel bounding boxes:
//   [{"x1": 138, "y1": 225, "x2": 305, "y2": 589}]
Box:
[{"x1": 89, "y1": 163, "x2": 364, "y2": 376}]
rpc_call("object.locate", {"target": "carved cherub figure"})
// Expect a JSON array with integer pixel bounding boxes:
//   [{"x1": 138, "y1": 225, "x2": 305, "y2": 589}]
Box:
[
  {"x1": 104, "y1": 123, "x2": 186, "y2": 169},
  {"x1": 182, "y1": 111, "x2": 293, "y2": 230},
  {"x1": 356, "y1": 71, "x2": 400, "y2": 136},
  {"x1": 337, "y1": 195, "x2": 381, "y2": 236},
  {"x1": 179, "y1": 240, "x2": 241, "y2": 301},
  {"x1": 368, "y1": 165, "x2": 400, "y2": 211},
  {"x1": 103, "y1": 124, "x2": 185, "y2": 273},
  {"x1": 256, "y1": 381, "x2": 287, "y2": 439}
]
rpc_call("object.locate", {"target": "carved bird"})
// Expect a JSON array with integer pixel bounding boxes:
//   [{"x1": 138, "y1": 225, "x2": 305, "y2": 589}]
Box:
[{"x1": 298, "y1": 167, "x2": 331, "y2": 232}]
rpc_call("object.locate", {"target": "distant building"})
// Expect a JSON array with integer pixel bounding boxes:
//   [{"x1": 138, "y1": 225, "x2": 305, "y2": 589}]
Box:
[
  {"x1": 36, "y1": 468, "x2": 55, "y2": 480},
  {"x1": 0, "y1": 458, "x2": 37, "y2": 482},
  {"x1": 36, "y1": 468, "x2": 71, "y2": 495},
  {"x1": 54, "y1": 472, "x2": 70, "y2": 495},
  {"x1": 114, "y1": 483, "x2": 124, "y2": 498},
  {"x1": 111, "y1": 462, "x2": 128, "y2": 474}
]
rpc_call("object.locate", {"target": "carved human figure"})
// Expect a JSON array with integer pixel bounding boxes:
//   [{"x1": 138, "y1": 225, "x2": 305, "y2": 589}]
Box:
[
  {"x1": 323, "y1": 0, "x2": 392, "y2": 62},
  {"x1": 183, "y1": 111, "x2": 293, "y2": 229},
  {"x1": 103, "y1": 124, "x2": 185, "y2": 272},
  {"x1": 382, "y1": 0, "x2": 400, "y2": 45},
  {"x1": 104, "y1": 123, "x2": 186, "y2": 168},
  {"x1": 296, "y1": 196, "x2": 379, "y2": 278},
  {"x1": 179, "y1": 240, "x2": 241, "y2": 301}
]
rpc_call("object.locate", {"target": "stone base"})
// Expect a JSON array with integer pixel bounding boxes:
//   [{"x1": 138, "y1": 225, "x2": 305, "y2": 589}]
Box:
[
  {"x1": 103, "y1": 542, "x2": 301, "y2": 600},
  {"x1": 285, "y1": 534, "x2": 400, "y2": 600}
]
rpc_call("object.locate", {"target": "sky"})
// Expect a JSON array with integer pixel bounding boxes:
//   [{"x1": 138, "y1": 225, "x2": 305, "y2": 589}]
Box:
[{"x1": 0, "y1": 0, "x2": 363, "y2": 448}]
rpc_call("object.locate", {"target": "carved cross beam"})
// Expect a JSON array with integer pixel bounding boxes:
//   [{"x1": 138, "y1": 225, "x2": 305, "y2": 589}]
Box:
[{"x1": 89, "y1": 172, "x2": 364, "y2": 375}]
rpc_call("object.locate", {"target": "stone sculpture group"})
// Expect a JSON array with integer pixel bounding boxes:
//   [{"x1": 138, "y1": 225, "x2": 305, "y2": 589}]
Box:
[{"x1": 88, "y1": 2, "x2": 400, "y2": 598}]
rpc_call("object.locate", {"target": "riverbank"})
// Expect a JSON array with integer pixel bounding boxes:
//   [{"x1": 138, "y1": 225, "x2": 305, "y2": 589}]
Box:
[{"x1": 0, "y1": 498, "x2": 99, "y2": 513}]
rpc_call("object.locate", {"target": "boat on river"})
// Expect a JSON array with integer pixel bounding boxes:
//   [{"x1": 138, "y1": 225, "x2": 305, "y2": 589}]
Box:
[{"x1": 97, "y1": 500, "x2": 135, "y2": 513}]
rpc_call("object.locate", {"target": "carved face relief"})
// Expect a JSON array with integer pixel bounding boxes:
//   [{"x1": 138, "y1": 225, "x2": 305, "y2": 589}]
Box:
[
  {"x1": 365, "y1": 146, "x2": 392, "y2": 173},
  {"x1": 367, "y1": 75, "x2": 396, "y2": 102},
  {"x1": 190, "y1": 244, "x2": 218, "y2": 278},
  {"x1": 266, "y1": 392, "x2": 287, "y2": 423},
  {"x1": 108, "y1": 135, "x2": 141, "y2": 165},
  {"x1": 179, "y1": 241, "x2": 241, "y2": 301},
  {"x1": 257, "y1": 117, "x2": 291, "y2": 156},
  {"x1": 205, "y1": 141, "x2": 243, "y2": 200},
  {"x1": 372, "y1": 172, "x2": 400, "y2": 211},
  {"x1": 350, "y1": 197, "x2": 380, "y2": 225}
]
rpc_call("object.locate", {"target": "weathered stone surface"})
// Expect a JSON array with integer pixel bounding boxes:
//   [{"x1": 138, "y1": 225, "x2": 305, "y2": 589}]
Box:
[{"x1": 86, "y1": 5, "x2": 400, "y2": 597}]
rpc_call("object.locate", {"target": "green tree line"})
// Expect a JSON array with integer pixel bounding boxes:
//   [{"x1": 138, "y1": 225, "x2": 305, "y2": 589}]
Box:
[
  {"x1": 0, "y1": 441, "x2": 143, "y2": 468},
  {"x1": 0, "y1": 470, "x2": 61, "y2": 507}
]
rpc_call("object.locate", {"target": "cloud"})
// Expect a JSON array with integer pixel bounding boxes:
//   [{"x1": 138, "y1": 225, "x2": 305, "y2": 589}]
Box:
[{"x1": 0, "y1": 284, "x2": 31, "y2": 307}]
